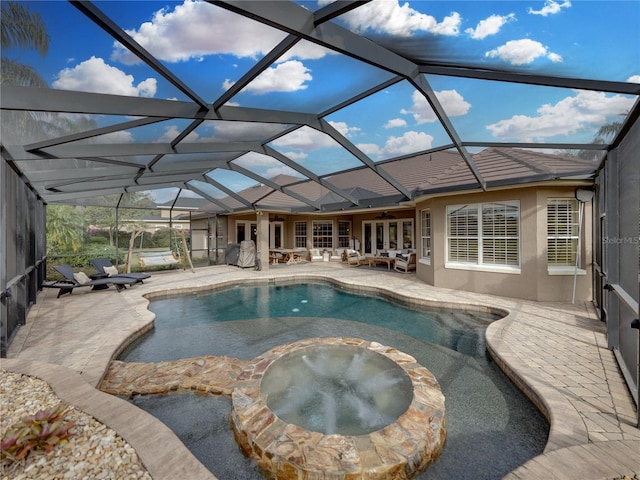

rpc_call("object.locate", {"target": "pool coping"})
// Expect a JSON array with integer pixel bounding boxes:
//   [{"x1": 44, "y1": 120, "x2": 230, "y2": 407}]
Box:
[{"x1": 5, "y1": 264, "x2": 639, "y2": 479}]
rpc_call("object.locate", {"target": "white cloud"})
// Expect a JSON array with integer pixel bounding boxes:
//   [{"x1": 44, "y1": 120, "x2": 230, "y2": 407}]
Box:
[
  {"x1": 155, "y1": 125, "x2": 200, "y2": 143},
  {"x1": 385, "y1": 118, "x2": 407, "y2": 129},
  {"x1": 328, "y1": 120, "x2": 361, "y2": 138},
  {"x1": 281, "y1": 151, "x2": 308, "y2": 161},
  {"x1": 486, "y1": 90, "x2": 636, "y2": 142},
  {"x1": 94, "y1": 130, "x2": 135, "y2": 144},
  {"x1": 401, "y1": 90, "x2": 470, "y2": 124},
  {"x1": 233, "y1": 151, "x2": 281, "y2": 167},
  {"x1": 465, "y1": 13, "x2": 515, "y2": 40},
  {"x1": 264, "y1": 165, "x2": 301, "y2": 178},
  {"x1": 279, "y1": 42, "x2": 335, "y2": 63},
  {"x1": 485, "y1": 39, "x2": 562, "y2": 65},
  {"x1": 233, "y1": 152, "x2": 301, "y2": 177},
  {"x1": 547, "y1": 52, "x2": 563, "y2": 63},
  {"x1": 271, "y1": 126, "x2": 336, "y2": 151},
  {"x1": 356, "y1": 143, "x2": 382, "y2": 156},
  {"x1": 340, "y1": 0, "x2": 461, "y2": 37},
  {"x1": 110, "y1": 0, "x2": 288, "y2": 65},
  {"x1": 528, "y1": 0, "x2": 571, "y2": 16},
  {"x1": 52, "y1": 56, "x2": 157, "y2": 97},
  {"x1": 627, "y1": 74, "x2": 640, "y2": 83},
  {"x1": 382, "y1": 131, "x2": 434, "y2": 156},
  {"x1": 234, "y1": 60, "x2": 312, "y2": 94}
]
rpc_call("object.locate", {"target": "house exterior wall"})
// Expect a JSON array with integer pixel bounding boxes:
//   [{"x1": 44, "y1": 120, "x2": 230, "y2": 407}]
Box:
[
  {"x1": 216, "y1": 209, "x2": 416, "y2": 258},
  {"x1": 193, "y1": 184, "x2": 592, "y2": 303},
  {"x1": 415, "y1": 184, "x2": 593, "y2": 302}
]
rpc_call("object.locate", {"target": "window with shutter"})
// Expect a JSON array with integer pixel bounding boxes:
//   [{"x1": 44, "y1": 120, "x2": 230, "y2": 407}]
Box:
[
  {"x1": 547, "y1": 199, "x2": 579, "y2": 267},
  {"x1": 446, "y1": 201, "x2": 520, "y2": 270},
  {"x1": 421, "y1": 209, "x2": 431, "y2": 263}
]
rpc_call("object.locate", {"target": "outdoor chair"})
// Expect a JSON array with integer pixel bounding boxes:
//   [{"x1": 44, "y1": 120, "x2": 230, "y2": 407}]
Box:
[
  {"x1": 347, "y1": 252, "x2": 365, "y2": 267},
  {"x1": 46, "y1": 264, "x2": 137, "y2": 298},
  {"x1": 394, "y1": 253, "x2": 417, "y2": 273},
  {"x1": 91, "y1": 257, "x2": 150, "y2": 283}
]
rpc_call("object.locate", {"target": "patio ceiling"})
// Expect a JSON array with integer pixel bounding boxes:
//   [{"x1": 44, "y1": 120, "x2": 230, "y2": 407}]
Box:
[{"x1": 1, "y1": 0, "x2": 639, "y2": 213}]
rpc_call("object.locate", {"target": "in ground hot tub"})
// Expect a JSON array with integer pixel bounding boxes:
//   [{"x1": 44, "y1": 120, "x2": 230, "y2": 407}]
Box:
[{"x1": 230, "y1": 337, "x2": 446, "y2": 479}]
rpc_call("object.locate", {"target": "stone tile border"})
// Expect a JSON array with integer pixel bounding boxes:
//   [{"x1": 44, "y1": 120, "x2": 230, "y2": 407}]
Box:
[
  {"x1": 1, "y1": 359, "x2": 216, "y2": 480},
  {"x1": 230, "y1": 337, "x2": 446, "y2": 480},
  {"x1": 7, "y1": 264, "x2": 639, "y2": 479}
]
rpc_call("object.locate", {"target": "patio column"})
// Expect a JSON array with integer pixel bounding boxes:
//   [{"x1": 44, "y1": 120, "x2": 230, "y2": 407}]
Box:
[{"x1": 256, "y1": 211, "x2": 269, "y2": 270}]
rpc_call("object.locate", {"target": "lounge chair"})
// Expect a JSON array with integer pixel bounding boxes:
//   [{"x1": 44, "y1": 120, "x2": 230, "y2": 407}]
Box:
[
  {"x1": 394, "y1": 252, "x2": 417, "y2": 273},
  {"x1": 91, "y1": 257, "x2": 150, "y2": 283},
  {"x1": 46, "y1": 265, "x2": 137, "y2": 298}
]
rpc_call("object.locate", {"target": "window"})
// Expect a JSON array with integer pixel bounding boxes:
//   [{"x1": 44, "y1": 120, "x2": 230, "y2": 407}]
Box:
[
  {"x1": 421, "y1": 209, "x2": 431, "y2": 263},
  {"x1": 547, "y1": 199, "x2": 579, "y2": 267},
  {"x1": 447, "y1": 205, "x2": 478, "y2": 263},
  {"x1": 402, "y1": 221, "x2": 413, "y2": 249},
  {"x1": 294, "y1": 221, "x2": 307, "y2": 248},
  {"x1": 312, "y1": 221, "x2": 333, "y2": 249},
  {"x1": 482, "y1": 202, "x2": 519, "y2": 265},
  {"x1": 447, "y1": 201, "x2": 520, "y2": 269},
  {"x1": 338, "y1": 221, "x2": 351, "y2": 248}
]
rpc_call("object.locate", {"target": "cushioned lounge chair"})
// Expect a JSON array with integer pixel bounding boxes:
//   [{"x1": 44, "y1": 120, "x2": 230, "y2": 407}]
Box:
[
  {"x1": 91, "y1": 257, "x2": 150, "y2": 283},
  {"x1": 394, "y1": 253, "x2": 417, "y2": 273},
  {"x1": 46, "y1": 265, "x2": 137, "y2": 298}
]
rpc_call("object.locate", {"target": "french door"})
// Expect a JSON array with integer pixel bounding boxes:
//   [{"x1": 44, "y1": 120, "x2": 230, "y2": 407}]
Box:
[
  {"x1": 269, "y1": 222, "x2": 284, "y2": 249},
  {"x1": 362, "y1": 219, "x2": 413, "y2": 255},
  {"x1": 236, "y1": 221, "x2": 257, "y2": 244}
]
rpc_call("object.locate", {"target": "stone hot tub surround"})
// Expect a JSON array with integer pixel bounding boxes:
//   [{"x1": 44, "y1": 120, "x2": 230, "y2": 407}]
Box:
[{"x1": 230, "y1": 337, "x2": 446, "y2": 480}]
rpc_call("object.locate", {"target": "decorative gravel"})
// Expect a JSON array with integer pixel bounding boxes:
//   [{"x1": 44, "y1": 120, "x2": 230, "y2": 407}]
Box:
[{"x1": 0, "y1": 370, "x2": 152, "y2": 480}]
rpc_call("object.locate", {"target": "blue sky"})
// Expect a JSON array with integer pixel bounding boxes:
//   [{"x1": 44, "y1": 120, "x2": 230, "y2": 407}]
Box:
[{"x1": 10, "y1": 0, "x2": 640, "y2": 201}]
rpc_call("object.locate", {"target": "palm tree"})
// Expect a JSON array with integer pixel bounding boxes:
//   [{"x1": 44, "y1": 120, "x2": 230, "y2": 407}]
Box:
[
  {"x1": 592, "y1": 120, "x2": 623, "y2": 145},
  {"x1": 571, "y1": 117, "x2": 625, "y2": 161},
  {"x1": 1, "y1": 2, "x2": 98, "y2": 144},
  {"x1": 46, "y1": 205, "x2": 85, "y2": 253},
  {"x1": 1, "y1": 2, "x2": 51, "y2": 144},
  {"x1": 1, "y1": 2, "x2": 49, "y2": 87}
]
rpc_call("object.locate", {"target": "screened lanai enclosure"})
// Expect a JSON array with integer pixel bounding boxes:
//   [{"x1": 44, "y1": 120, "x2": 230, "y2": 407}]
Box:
[{"x1": 1, "y1": 0, "x2": 639, "y2": 419}]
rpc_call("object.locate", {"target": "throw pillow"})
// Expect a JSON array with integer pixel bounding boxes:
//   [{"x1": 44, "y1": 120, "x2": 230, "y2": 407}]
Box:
[
  {"x1": 73, "y1": 271, "x2": 91, "y2": 285},
  {"x1": 104, "y1": 265, "x2": 119, "y2": 277}
]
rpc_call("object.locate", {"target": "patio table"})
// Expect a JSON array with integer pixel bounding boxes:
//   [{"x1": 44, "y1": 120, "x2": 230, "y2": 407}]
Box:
[{"x1": 368, "y1": 257, "x2": 395, "y2": 270}]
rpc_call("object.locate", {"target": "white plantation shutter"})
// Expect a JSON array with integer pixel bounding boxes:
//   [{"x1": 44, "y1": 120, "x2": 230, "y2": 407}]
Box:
[
  {"x1": 447, "y1": 201, "x2": 520, "y2": 267},
  {"x1": 482, "y1": 202, "x2": 520, "y2": 265},
  {"x1": 421, "y1": 209, "x2": 431, "y2": 261},
  {"x1": 447, "y1": 205, "x2": 479, "y2": 263},
  {"x1": 547, "y1": 199, "x2": 579, "y2": 266}
]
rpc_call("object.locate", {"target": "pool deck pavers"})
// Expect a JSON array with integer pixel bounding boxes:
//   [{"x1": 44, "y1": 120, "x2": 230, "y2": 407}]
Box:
[{"x1": 3, "y1": 262, "x2": 639, "y2": 479}]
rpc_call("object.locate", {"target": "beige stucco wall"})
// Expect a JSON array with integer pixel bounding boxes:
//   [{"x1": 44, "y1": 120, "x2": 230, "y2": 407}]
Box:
[
  {"x1": 415, "y1": 185, "x2": 592, "y2": 302},
  {"x1": 198, "y1": 186, "x2": 593, "y2": 303},
  {"x1": 241, "y1": 210, "x2": 416, "y2": 252}
]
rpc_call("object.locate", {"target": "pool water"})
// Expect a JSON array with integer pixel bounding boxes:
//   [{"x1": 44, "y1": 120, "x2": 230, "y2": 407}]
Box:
[
  {"x1": 119, "y1": 282, "x2": 549, "y2": 480},
  {"x1": 120, "y1": 283, "x2": 498, "y2": 362}
]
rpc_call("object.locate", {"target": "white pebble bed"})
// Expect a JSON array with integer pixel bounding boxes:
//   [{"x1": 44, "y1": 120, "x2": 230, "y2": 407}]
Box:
[{"x1": 1, "y1": 370, "x2": 152, "y2": 480}]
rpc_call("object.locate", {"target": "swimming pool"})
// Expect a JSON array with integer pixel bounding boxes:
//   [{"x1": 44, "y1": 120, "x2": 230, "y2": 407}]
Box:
[{"x1": 119, "y1": 281, "x2": 549, "y2": 479}]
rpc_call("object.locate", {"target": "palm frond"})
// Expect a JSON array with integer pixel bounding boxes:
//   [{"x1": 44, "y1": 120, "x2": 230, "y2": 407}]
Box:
[
  {"x1": 0, "y1": 58, "x2": 48, "y2": 87},
  {"x1": 1, "y1": 2, "x2": 49, "y2": 55}
]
